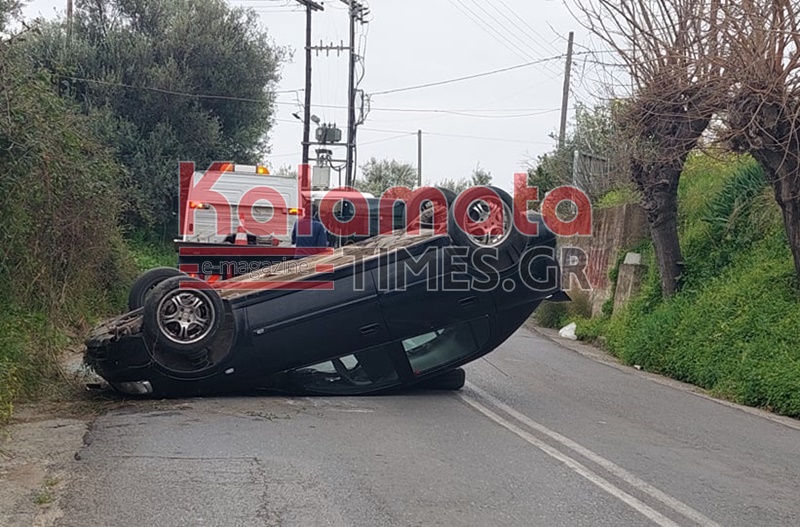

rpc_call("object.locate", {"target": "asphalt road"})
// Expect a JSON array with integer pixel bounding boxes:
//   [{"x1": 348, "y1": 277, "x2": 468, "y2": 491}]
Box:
[{"x1": 55, "y1": 327, "x2": 800, "y2": 527}]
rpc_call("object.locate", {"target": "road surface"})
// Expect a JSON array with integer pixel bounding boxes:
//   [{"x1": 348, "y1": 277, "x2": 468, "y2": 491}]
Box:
[{"x1": 54, "y1": 327, "x2": 800, "y2": 527}]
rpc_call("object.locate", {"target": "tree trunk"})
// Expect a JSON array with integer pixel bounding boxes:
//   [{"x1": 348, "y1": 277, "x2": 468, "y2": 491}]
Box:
[
  {"x1": 781, "y1": 199, "x2": 800, "y2": 287},
  {"x1": 757, "y1": 153, "x2": 800, "y2": 288},
  {"x1": 634, "y1": 163, "x2": 684, "y2": 297}
]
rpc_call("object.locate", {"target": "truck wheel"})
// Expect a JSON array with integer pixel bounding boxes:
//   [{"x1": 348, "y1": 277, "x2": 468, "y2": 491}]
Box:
[
  {"x1": 143, "y1": 276, "x2": 223, "y2": 356},
  {"x1": 448, "y1": 186, "x2": 527, "y2": 272},
  {"x1": 128, "y1": 267, "x2": 185, "y2": 311}
]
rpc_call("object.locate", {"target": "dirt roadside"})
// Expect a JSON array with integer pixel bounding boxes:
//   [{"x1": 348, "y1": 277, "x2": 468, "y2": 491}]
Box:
[
  {"x1": 1, "y1": 345, "x2": 89, "y2": 526},
  {"x1": 0, "y1": 347, "x2": 123, "y2": 527},
  {"x1": 0, "y1": 407, "x2": 88, "y2": 527}
]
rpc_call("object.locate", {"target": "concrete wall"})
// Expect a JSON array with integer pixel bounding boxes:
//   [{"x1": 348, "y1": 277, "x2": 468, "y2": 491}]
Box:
[{"x1": 558, "y1": 203, "x2": 648, "y2": 317}]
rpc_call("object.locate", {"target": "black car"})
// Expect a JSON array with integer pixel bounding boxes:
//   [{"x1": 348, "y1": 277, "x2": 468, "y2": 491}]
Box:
[{"x1": 84, "y1": 187, "x2": 569, "y2": 397}]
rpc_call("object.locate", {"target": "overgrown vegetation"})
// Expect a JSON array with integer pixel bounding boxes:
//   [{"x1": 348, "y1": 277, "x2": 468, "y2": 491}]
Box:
[
  {"x1": 534, "y1": 291, "x2": 593, "y2": 330},
  {"x1": 0, "y1": 38, "x2": 133, "y2": 422},
  {"x1": 0, "y1": 0, "x2": 284, "y2": 424},
  {"x1": 570, "y1": 155, "x2": 800, "y2": 417}
]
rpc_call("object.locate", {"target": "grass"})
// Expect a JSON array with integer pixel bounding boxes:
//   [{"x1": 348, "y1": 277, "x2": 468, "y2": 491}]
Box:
[
  {"x1": 0, "y1": 233, "x2": 176, "y2": 425},
  {"x1": 33, "y1": 491, "x2": 54, "y2": 506},
  {"x1": 0, "y1": 310, "x2": 69, "y2": 424},
  {"x1": 595, "y1": 185, "x2": 641, "y2": 209},
  {"x1": 128, "y1": 236, "x2": 177, "y2": 272},
  {"x1": 580, "y1": 153, "x2": 800, "y2": 418},
  {"x1": 534, "y1": 291, "x2": 593, "y2": 329}
]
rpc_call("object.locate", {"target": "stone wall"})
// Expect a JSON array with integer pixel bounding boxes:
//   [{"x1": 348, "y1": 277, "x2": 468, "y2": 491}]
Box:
[{"x1": 558, "y1": 203, "x2": 649, "y2": 317}]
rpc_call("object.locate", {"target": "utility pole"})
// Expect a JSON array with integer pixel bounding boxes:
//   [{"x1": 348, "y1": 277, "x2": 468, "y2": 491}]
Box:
[
  {"x1": 341, "y1": 0, "x2": 368, "y2": 188},
  {"x1": 295, "y1": 0, "x2": 324, "y2": 166},
  {"x1": 346, "y1": 2, "x2": 357, "y2": 187},
  {"x1": 417, "y1": 130, "x2": 423, "y2": 187},
  {"x1": 66, "y1": 0, "x2": 73, "y2": 44},
  {"x1": 558, "y1": 31, "x2": 575, "y2": 149}
]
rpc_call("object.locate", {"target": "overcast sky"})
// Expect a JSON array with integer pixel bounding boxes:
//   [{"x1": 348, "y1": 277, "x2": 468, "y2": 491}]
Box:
[{"x1": 22, "y1": 0, "x2": 594, "y2": 191}]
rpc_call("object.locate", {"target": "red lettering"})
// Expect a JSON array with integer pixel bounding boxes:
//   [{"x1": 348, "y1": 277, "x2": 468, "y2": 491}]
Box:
[
  {"x1": 541, "y1": 186, "x2": 592, "y2": 237},
  {"x1": 181, "y1": 161, "x2": 234, "y2": 236},
  {"x1": 513, "y1": 172, "x2": 540, "y2": 236},
  {"x1": 238, "y1": 187, "x2": 289, "y2": 236},
  {"x1": 380, "y1": 186, "x2": 449, "y2": 236},
  {"x1": 317, "y1": 187, "x2": 370, "y2": 238},
  {"x1": 451, "y1": 186, "x2": 505, "y2": 239}
]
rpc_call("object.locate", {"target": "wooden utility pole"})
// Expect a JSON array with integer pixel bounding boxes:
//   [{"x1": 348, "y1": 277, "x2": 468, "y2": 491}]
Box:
[
  {"x1": 340, "y1": 0, "x2": 368, "y2": 188},
  {"x1": 558, "y1": 31, "x2": 575, "y2": 149},
  {"x1": 66, "y1": 0, "x2": 73, "y2": 44},
  {"x1": 295, "y1": 0, "x2": 324, "y2": 166},
  {"x1": 417, "y1": 130, "x2": 423, "y2": 187},
  {"x1": 346, "y1": 2, "x2": 357, "y2": 187}
]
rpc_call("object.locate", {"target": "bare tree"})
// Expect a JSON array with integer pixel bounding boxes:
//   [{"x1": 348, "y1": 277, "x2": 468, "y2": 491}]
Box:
[
  {"x1": 717, "y1": 0, "x2": 800, "y2": 285},
  {"x1": 570, "y1": 0, "x2": 724, "y2": 296}
]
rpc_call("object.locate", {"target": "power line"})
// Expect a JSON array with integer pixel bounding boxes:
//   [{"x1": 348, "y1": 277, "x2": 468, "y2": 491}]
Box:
[
  {"x1": 360, "y1": 133, "x2": 415, "y2": 146},
  {"x1": 58, "y1": 74, "x2": 564, "y2": 120},
  {"x1": 58, "y1": 75, "x2": 300, "y2": 99},
  {"x1": 493, "y1": 0, "x2": 563, "y2": 56},
  {"x1": 368, "y1": 108, "x2": 561, "y2": 119},
  {"x1": 359, "y1": 126, "x2": 553, "y2": 146},
  {"x1": 460, "y1": 0, "x2": 556, "y2": 66},
  {"x1": 269, "y1": 132, "x2": 412, "y2": 158},
  {"x1": 276, "y1": 98, "x2": 563, "y2": 116},
  {"x1": 445, "y1": 0, "x2": 537, "y2": 63},
  {"x1": 370, "y1": 52, "x2": 578, "y2": 96}
]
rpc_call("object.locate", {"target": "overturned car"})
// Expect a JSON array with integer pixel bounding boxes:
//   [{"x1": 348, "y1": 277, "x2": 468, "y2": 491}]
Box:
[{"x1": 84, "y1": 187, "x2": 569, "y2": 397}]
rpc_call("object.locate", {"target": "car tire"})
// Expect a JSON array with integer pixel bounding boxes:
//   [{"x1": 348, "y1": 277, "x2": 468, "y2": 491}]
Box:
[
  {"x1": 128, "y1": 267, "x2": 186, "y2": 311},
  {"x1": 143, "y1": 276, "x2": 224, "y2": 356},
  {"x1": 448, "y1": 186, "x2": 527, "y2": 272},
  {"x1": 418, "y1": 368, "x2": 466, "y2": 391}
]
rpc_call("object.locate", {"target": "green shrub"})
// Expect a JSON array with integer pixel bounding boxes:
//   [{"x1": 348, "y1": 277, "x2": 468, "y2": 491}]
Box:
[
  {"x1": 596, "y1": 156, "x2": 800, "y2": 417},
  {"x1": 128, "y1": 235, "x2": 178, "y2": 272},
  {"x1": 595, "y1": 186, "x2": 641, "y2": 209},
  {"x1": 0, "y1": 46, "x2": 133, "y2": 421},
  {"x1": 566, "y1": 290, "x2": 593, "y2": 319},
  {"x1": 534, "y1": 301, "x2": 570, "y2": 329},
  {"x1": 574, "y1": 316, "x2": 609, "y2": 343}
]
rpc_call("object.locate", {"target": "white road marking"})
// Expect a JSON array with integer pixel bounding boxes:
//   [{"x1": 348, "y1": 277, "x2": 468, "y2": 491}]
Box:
[
  {"x1": 464, "y1": 383, "x2": 724, "y2": 527},
  {"x1": 460, "y1": 395, "x2": 683, "y2": 527}
]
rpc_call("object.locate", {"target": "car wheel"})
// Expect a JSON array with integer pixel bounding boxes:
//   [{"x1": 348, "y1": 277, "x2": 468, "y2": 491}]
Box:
[
  {"x1": 418, "y1": 368, "x2": 466, "y2": 391},
  {"x1": 143, "y1": 276, "x2": 223, "y2": 356},
  {"x1": 128, "y1": 267, "x2": 186, "y2": 311},
  {"x1": 448, "y1": 186, "x2": 527, "y2": 272}
]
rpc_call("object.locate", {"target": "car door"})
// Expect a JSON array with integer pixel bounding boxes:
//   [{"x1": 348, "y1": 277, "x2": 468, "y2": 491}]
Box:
[
  {"x1": 236, "y1": 261, "x2": 389, "y2": 375},
  {"x1": 374, "y1": 241, "x2": 496, "y2": 341}
]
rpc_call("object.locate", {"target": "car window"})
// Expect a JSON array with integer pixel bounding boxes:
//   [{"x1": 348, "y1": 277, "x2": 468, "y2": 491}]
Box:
[
  {"x1": 286, "y1": 346, "x2": 400, "y2": 395},
  {"x1": 402, "y1": 319, "x2": 488, "y2": 375}
]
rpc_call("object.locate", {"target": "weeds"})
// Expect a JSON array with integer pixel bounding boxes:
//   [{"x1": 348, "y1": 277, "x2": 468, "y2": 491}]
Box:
[
  {"x1": 33, "y1": 491, "x2": 54, "y2": 506},
  {"x1": 590, "y1": 155, "x2": 800, "y2": 418}
]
